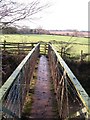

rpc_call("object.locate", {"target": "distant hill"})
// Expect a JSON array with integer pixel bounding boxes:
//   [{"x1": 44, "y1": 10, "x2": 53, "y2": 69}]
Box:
[{"x1": 49, "y1": 30, "x2": 90, "y2": 38}]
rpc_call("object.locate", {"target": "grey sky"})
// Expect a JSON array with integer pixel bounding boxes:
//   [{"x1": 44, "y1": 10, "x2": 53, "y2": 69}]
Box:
[{"x1": 16, "y1": 0, "x2": 89, "y2": 31}]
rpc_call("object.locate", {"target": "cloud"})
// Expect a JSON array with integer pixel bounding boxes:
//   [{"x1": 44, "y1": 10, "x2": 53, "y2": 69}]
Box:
[{"x1": 14, "y1": 0, "x2": 89, "y2": 30}]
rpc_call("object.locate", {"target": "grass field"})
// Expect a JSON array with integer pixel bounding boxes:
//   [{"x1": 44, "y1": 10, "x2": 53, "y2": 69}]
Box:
[
  {"x1": 0, "y1": 34, "x2": 89, "y2": 60},
  {"x1": 0, "y1": 34, "x2": 89, "y2": 43}
]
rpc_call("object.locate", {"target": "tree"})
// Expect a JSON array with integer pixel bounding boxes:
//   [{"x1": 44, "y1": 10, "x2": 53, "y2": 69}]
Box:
[
  {"x1": 2, "y1": 27, "x2": 18, "y2": 34},
  {"x1": 72, "y1": 30, "x2": 79, "y2": 37},
  {"x1": 0, "y1": 0, "x2": 50, "y2": 29}
]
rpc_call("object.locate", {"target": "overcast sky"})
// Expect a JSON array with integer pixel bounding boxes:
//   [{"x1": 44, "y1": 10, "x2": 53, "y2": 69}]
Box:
[{"x1": 17, "y1": 0, "x2": 89, "y2": 31}]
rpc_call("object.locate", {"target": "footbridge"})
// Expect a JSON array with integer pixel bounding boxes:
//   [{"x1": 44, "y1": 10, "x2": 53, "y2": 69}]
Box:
[{"x1": 0, "y1": 42, "x2": 90, "y2": 119}]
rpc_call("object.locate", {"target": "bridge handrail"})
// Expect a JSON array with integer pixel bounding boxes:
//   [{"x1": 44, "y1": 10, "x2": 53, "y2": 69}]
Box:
[
  {"x1": 0, "y1": 43, "x2": 39, "y2": 99},
  {"x1": 48, "y1": 43, "x2": 90, "y2": 117},
  {"x1": 0, "y1": 43, "x2": 40, "y2": 119}
]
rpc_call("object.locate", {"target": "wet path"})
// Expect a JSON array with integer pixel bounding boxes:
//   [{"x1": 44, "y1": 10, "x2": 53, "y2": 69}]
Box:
[{"x1": 30, "y1": 55, "x2": 58, "y2": 119}]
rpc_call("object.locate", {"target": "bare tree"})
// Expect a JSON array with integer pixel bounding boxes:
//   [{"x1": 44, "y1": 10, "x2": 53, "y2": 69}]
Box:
[{"x1": 0, "y1": 0, "x2": 50, "y2": 29}]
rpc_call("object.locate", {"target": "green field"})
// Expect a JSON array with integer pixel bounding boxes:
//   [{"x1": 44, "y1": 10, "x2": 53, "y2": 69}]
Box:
[
  {"x1": 0, "y1": 34, "x2": 89, "y2": 60},
  {"x1": 0, "y1": 34, "x2": 89, "y2": 43}
]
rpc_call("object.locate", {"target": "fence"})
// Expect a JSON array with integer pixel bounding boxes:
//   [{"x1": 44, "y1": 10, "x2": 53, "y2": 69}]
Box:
[
  {"x1": 0, "y1": 41, "x2": 49, "y2": 56},
  {"x1": 0, "y1": 43, "x2": 40, "y2": 119},
  {"x1": 51, "y1": 40, "x2": 90, "y2": 61},
  {"x1": 48, "y1": 43, "x2": 90, "y2": 119},
  {"x1": 0, "y1": 40, "x2": 38, "y2": 54}
]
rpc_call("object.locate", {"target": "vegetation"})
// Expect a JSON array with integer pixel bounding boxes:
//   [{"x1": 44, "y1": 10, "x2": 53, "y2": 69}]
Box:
[
  {"x1": 0, "y1": 34, "x2": 88, "y2": 43},
  {"x1": 0, "y1": 0, "x2": 50, "y2": 29},
  {"x1": 22, "y1": 65, "x2": 37, "y2": 117},
  {"x1": 2, "y1": 50, "x2": 25, "y2": 84},
  {"x1": 0, "y1": 34, "x2": 89, "y2": 60}
]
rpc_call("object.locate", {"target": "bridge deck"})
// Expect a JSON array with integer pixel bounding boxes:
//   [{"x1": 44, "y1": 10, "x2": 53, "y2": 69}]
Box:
[{"x1": 29, "y1": 55, "x2": 59, "y2": 118}]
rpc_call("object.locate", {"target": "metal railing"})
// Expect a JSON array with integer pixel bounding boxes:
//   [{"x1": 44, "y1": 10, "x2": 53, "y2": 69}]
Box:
[
  {"x1": 0, "y1": 43, "x2": 40, "y2": 119},
  {"x1": 48, "y1": 43, "x2": 90, "y2": 119}
]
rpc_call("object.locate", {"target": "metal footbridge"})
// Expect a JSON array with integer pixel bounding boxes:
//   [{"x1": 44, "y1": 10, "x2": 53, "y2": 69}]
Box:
[{"x1": 0, "y1": 42, "x2": 90, "y2": 119}]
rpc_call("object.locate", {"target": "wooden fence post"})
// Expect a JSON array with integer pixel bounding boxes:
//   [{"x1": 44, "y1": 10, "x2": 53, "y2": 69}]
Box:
[
  {"x1": 61, "y1": 47, "x2": 65, "y2": 57},
  {"x1": 31, "y1": 43, "x2": 34, "y2": 49},
  {"x1": 61, "y1": 47, "x2": 63, "y2": 57},
  {"x1": 80, "y1": 50, "x2": 83, "y2": 62},
  {"x1": 18, "y1": 43, "x2": 20, "y2": 54},
  {"x1": 44, "y1": 44, "x2": 47, "y2": 54},
  {"x1": 3, "y1": 40, "x2": 6, "y2": 51}
]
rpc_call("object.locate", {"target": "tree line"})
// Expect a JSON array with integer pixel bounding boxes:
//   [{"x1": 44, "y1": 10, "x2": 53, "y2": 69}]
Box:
[{"x1": 2, "y1": 26, "x2": 50, "y2": 34}]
